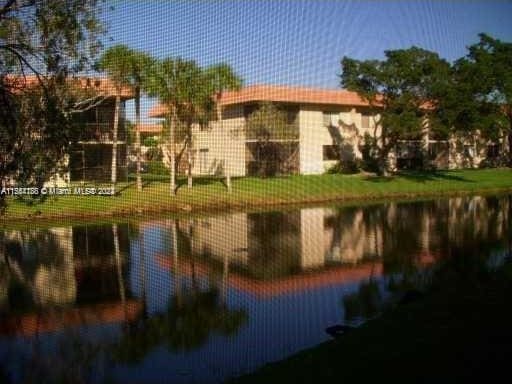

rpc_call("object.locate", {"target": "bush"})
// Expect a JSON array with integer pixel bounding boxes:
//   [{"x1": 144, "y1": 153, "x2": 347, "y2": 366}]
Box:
[
  {"x1": 326, "y1": 160, "x2": 361, "y2": 175},
  {"x1": 143, "y1": 136, "x2": 159, "y2": 147},
  {"x1": 146, "y1": 146, "x2": 162, "y2": 161},
  {"x1": 145, "y1": 161, "x2": 168, "y2": 175}
]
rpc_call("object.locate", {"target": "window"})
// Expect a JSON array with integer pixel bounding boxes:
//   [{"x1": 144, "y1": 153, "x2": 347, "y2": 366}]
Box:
[
  {"x1": 323, "y1": 145, "x2": 339, "y2": 161},
  {"x1": 361, "y1": 113, "x2": 371, "y2": 129},
  {"x1": 286, "y1": 107, "x2": 299, "y2": 125},
  {"x1": 323, "y1": 112, "x2": 339, "y2": 127}
]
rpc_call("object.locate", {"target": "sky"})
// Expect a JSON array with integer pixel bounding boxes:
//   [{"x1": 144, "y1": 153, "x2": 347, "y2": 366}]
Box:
[{"x1": 100, "y1": 0, "x2": 512, "y2": 122}]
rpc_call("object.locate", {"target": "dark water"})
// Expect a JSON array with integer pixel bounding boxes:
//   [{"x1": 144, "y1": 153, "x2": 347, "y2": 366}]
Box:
[{"x1": 0, "y1": 195, "x2": 511, "y2": 383}]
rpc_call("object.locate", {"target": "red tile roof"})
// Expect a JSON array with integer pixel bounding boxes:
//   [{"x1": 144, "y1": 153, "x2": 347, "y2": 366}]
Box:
[
  {"x1": 5, "y1": 74, "x2": 134, "y2": 99},
  {"x1": 156, "y1": 255, "x2": 382, "y2": 298},
  {"x1": 148, "y1": 104, "x2": 168, "y2": 118},
  {"x1": 218, "y1": 85, "x2": 373, "y2": 107},
  {"x1": 0, "y1": 300, "x2": 142, "y2": 336},
  {"x1": 137, "y1": 123, "x2": 163, "y2": 134},
  {"x1": 148, "y1": 85, "x2": 378, "y2": 118}
]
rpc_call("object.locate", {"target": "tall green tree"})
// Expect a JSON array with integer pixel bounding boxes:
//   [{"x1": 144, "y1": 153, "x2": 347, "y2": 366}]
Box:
[
  {"x1": 341, "y1": 47, "x2": 451, "y2": 175},
  {"x1": 436, "y1": 34, "x2": 512, "y2": 164},
  {"x1": 0, "y1": 0, "x2": 105, "y2": 211}
]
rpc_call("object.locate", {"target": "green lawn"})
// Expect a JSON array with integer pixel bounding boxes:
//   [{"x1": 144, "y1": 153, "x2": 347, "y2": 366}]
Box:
[{"x1": 2, "y1": 168, "x2": 512, "y2": 222}]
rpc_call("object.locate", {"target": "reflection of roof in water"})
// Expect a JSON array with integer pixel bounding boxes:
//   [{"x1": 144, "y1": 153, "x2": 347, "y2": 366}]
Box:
[
  {"x1": 156, "y1": 255, "x2": 384, "y2": 298},
  {"x1": 0, "y1": 300, "x2": 142, "y2": 337}
]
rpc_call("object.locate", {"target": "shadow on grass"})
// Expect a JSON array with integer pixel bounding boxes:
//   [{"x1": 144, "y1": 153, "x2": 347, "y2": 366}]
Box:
[
  {"x1": 175, "y1": 176, "x2": 230, "y2": 193},
  {"x1": 365, "y1": 171, "x2": 473, "y2": 184}
]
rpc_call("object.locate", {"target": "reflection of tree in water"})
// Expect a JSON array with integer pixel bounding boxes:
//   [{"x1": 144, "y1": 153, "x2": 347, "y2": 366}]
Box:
[
  {"x1": 113, "y1": 285, "x2": 247, "y2": 364},
  {"x1": 113, "y1": 220, "x2": 247, "y2": 364},
  {"x1": 247, "y1": 211, "x2": 302, "y2": 279},
  {"x1": 0, "y1": 331, "x2": 110, "y2": 384},
  {"x1": 164, "y1": 287, "x2": 247, "y2": 351},
  {"x1": 341, "y1": 195, "x2": 512, "y2": 323}
]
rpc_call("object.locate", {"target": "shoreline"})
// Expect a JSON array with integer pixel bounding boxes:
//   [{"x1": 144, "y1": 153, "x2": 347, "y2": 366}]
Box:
[{"x1": 1, "y1": 185, "x2": 511, "y2": 229}]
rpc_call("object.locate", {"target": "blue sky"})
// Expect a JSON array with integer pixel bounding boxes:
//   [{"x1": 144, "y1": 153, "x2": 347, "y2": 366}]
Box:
[{"x1": 102, "y1": 0, "x2": 512, "y2": 122}]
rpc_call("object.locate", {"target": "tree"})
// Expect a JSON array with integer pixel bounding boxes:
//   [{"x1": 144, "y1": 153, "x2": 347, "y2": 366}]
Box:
[
  {"x1": 174, "y1": 60, "x2": 208, "y2": 190},
  {"x1": 145, "y1": 59, "x2": 242, "y2": 193},
  {"x1": 0, "y1": 0, "x2": 105, "y2": 211},
  {"x1": 98, "y1": 46, "x2": 153, "y2": 192},
  {"x1": 177, "y1": 63, "x2": 242, "y2": 190},
  {"x1": 204, "y1": 63, "x2": 242, "y2": 191},
  {"x1": 97, "y1": 45, "x2": 133, "y2": 194},
  {"x1": 436, "y1": 34, "x2": 512, "y2": 165},
  {"x1": 144, "y1": 58, "x2": 197, "y2": 195},
  {"x1": 341, "y1": 47, "x2": 451, "y2": 175}
]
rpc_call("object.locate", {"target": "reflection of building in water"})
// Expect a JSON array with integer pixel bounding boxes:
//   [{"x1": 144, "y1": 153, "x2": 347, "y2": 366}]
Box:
[
  {"x1": 0, "y1": 224, "x2": 135, "y2": 336},
  {"x1": 2, "y1": 227, "x2": 76, "y2": 307},
  {"x1": 156, "y1": 195, "x2": 511, "y2": 286},
  {"x1": 170, "y1": 206, "x2": 386, "y2": 280}
]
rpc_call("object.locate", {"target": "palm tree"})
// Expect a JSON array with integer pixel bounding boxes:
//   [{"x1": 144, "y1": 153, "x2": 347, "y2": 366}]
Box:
[
  {"x1": 145, "y1": 58, "x2": 196, "y2": 195},
  {"x1": 98, "y1": 45, "x2": 133, "y2": 194},
  {"x1": 130, "y1": 52, "x2": 153, "y2": 191},
  {"x1": 98, "y1": 45, "x2": 153, "y2": 193},
  {"x1": 205, "y1": 64, "x2": 242, "y2": 191},
  {"x1": 174, "y1": 61, "x2": 208, "y2": 189}
]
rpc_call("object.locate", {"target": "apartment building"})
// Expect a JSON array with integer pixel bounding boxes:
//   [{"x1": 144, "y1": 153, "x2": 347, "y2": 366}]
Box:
[
  {"x1": 9, "y1": 76, "x2": 134, "y2": 187},
  {"x1": 149, "y1": 85, "x2": 505, "y2": 176}
]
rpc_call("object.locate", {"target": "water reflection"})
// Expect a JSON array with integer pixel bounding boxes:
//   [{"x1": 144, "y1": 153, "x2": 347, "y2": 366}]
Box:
[{"x1": 0, "y1": 194, "x2": 510, "y2": 383}]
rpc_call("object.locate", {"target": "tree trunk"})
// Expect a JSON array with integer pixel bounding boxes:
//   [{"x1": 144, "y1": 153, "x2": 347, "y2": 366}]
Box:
[
  {"x1": 377, "y1": 126, "x2": 391, "y2": 176},
  {"x1": 508, "y1": 127, "x2": 512, "y2": 166},
  {"x1": 169, "y1": 109, "x2": 176, "y2": 195},
  {"x1": 135, "y1": 87, "x2": 142, "y2": 192},
  {"x1": 187, "y1": 135, "x2": 193, "y2": 189},
  {"x1": 226, "y1": 166, "x2": 232, "y2": 192},
  {"x1": 111, "y1": 94, "x2": 121, "y2": 193}
]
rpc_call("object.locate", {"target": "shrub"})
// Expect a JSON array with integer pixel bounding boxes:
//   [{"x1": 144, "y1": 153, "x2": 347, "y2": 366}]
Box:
[
  {"x1": 143, "y1": 136, "x2": 159, "y2": 147},
  {"x1": 145, "y1": 161, "x2": 168, "y2": 175},
  {"x1": 146, "y1": 147, "x2": 163, "y2": 161},
  {"x1": 326, "y1": 160, "x2": 361, "y2": 175}
]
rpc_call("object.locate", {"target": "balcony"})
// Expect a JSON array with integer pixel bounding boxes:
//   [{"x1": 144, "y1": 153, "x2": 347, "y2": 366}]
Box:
[
  {"x1": 245, "y1": 123, "x2": 300, "y2": 142},
  {"x1": 77, "y1": 122, "x2": 126, "y2": 143}
]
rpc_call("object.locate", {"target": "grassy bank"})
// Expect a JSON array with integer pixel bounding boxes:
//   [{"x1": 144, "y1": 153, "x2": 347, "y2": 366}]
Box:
[
  {"x1": 232, "y1": 258, "x2": 512, "y2": 383},
  {"x1": 2, "y1": 168, "x2": 512, "y2": 223}
]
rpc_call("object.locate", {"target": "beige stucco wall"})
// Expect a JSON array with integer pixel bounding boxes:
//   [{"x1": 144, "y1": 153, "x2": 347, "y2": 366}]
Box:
[
  {"x1": 190, "y1": 105, "x2": 246, "y2": 177},
  {"x1": 298, "y1": 106, "x2": 381, "y2": 175}
]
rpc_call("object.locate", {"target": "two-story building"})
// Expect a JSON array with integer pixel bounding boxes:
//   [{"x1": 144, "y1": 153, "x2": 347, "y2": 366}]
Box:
[
  {"x1": 149, "y1": 85, "x2": 505, "y2": 176},
  {"x1": 10, "y1": 75, "x2": 134, "y2": 187}
]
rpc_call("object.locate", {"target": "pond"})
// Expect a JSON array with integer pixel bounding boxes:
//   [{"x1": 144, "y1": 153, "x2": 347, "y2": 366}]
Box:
[{"x1": 0, "y1": 194, "x2": 511, "y2": 383}]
